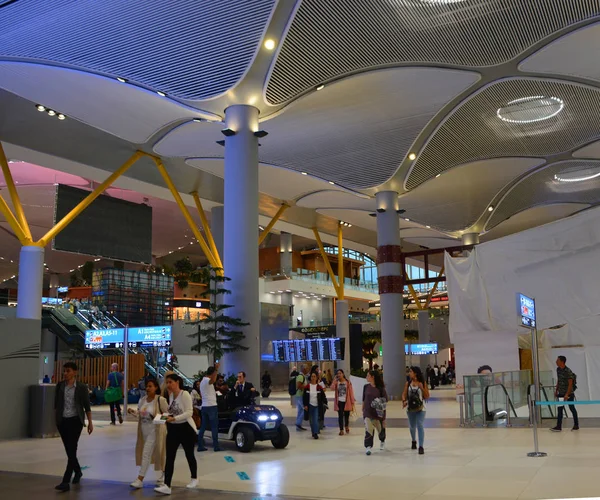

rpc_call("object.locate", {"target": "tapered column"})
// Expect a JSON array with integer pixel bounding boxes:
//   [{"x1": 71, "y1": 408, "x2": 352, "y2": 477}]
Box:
[
  {"x1": 16, "y1": 246, "x2": 44, "y2": 320},
  {"x1": 222, "y1": 105, "x2": 260, "y2": 385},
  {"x1": 376, "y1": 191, "x2": 404, "y2": 399}
]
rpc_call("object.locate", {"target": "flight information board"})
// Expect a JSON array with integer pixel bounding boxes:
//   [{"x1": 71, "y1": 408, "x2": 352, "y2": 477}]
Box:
[
  {"x1": 271, "y1": 338, "x2": 344, "y2": 362},
  {"x1": 85, "y1": 328, "x2": 125, "y2": 349},
  {"x1": 85, "y1": 325, "x2": 171, "y2": 349}
]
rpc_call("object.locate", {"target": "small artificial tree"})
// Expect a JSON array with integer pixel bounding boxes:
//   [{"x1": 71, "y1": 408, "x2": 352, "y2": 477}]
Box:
[
  {"x1": 362, "y1": 330, "x2": 382, "y2": 370},
  {"x1": 187, "y1": 267, "x2": 249, "y2": 364}
]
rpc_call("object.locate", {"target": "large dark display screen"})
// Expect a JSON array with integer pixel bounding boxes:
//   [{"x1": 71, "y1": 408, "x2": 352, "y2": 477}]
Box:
[
  {"x1": 272, "y1": 338, "x2": 345, "y2": 362},
  {"x1": 53, "y1": 184, "x2": 152, "y2": 263}
]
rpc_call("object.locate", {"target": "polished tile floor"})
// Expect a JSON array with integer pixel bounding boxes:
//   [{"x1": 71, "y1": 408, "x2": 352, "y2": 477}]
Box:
[{"x1": 2, "y1": 410, "x2": 599, "y2": 499}]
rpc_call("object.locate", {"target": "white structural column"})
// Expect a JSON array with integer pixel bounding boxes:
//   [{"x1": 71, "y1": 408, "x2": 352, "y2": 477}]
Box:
[
  {"x1": 16, "y1": 246, "x2": 45, "y2": 320},
  {"x1": 211, "y1": 206, "x2": 224, "y2": 265},
  {"x1": 336, "y1": 299, "x2": 350, "y2": 373},
  {"x1": 375, "y1": 191, "x2": 405, "y2": 399},
  {"x1": 280, "y1": 232, "x2": 293, "y2": 311},
  {"x1": 223, "y1": 105, "x2": 260, "y2": 385}
]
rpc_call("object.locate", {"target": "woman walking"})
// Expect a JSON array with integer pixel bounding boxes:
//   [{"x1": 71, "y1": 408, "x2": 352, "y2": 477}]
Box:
[
  {"x1": 127, "y1": 378, "x2": 168, "y2": 489},
  {"x1": 362, "y1": 370, "x2": 387, "y2": 455},
  {"x1": 155, "y1": 374, "x2": 198, "y2": 495},
  {"x1": 330, "y1": 369, "x2": 355, "y2": 435},
  {"x1": 402, "y1": 366, "x2": 429, "y2": 455},
  {"x1": 303, "y1": 371, "x2": 326, "y2": 439}
]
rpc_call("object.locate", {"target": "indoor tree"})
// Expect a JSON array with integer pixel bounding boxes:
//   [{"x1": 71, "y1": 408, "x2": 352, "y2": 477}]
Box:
[{"x1": 187, "y1": 267, "x2": 248, "y2": 364}]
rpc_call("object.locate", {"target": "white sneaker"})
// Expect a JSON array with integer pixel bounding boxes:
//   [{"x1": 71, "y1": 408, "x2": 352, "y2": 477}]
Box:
[
  {"x1": 186, "y1": 479, "x2": 198, "y2": 489},
  {"x1": 366, "y1": 447, "x2": 372, "y2": 456},
  {"x1": 380, "y1": 442, "x2": 386, "y2": 451},
  {"x1": 130, "y1": 479, "x2": 143, "y2": 489},
  {"x1": 156, "y1": 472, "x2": 165, "y2": 486},
  {"x1": 154, "y1": 484, "x2": 172, "y2": 495}
]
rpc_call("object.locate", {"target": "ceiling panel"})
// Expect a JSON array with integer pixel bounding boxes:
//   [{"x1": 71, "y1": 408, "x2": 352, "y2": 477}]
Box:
[
  {"x1": 486, "y1": 160, "x2": 600, "y2": 230},
  {"x1": 573, "y1": 139, "x2": 600, "y2": 159},
  {"x1": 0, "y1": 0, "x2": 275, "y2": 101},
  {"x1": 261, "y1": 67, "x2": 479, "y2": 189},
  {"x1": 153, "y1": 122, "x2": 225, "y2": 158},
  {"x1": 519, "y1": 21, "x2": 600, "y2": 82},
  {"x1": 399, "y1": 157, "x2": 545, "y2": 231},
  {"x1": 0, "y1": 62, "x2": 206, "y2": 144},
  {"x1": 407, "y1": 78, "x2": 600, "y2": 189},
  {"x1": 297, "y1": 191, "x2": 375, "y2": 211},
  {"x1": 186, "y1": 159, "x2": 343, "y2": 201},
  {"x1": 266, "y1": 0, "x2": 599, "y2": 105}
]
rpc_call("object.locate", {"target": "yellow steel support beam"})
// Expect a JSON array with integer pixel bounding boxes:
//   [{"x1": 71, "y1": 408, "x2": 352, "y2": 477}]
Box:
[
  {"x1": 0, "y1": 193, "x2": 29, "y2": 244},
  {"x1": 407, "y1": 283, "x2": 424, "y2": 311},
  {"x1": 152, "y1": 158, "x2": 219, "y2": 269},
  {"x1": 311, "y1": 227, "x2": 341, "y2": 299},
  {"x1": 0, "y1": 141, "x2": 32, "y2": 241},
  {"x1": 258, "y1": 203, "x2": 289, "y2": 246},
  {"x1": 38, "y1": 151, "x2": 143, "y2": 247},
  {"x1": 192, "y1": 192, "x2": 222, "y2": 269},
  {"x1": 423, "y1": 265, "x2": 445, "y2": 309},
  {"x1": 337, "y1": 223, "x2": 344, "y2": 300}
]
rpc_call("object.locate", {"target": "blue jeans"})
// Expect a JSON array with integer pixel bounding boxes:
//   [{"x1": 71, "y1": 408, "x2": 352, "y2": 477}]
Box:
[
  {"x1": 308, "y1": 405, "x2": 319, "y2": 435},
  {"x1": 407, "y1": 410, "x2": 426, "y2": 447},
  {"x1": 296, "y1": 395, "x2": 305, "y2": 427},
  {"x1": 197, "y1": 406, "x2": 219, "y2": 450}
]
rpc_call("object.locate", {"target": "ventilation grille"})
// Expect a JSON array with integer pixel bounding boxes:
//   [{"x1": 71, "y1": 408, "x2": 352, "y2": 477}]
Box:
[
  {"x1": 487, "y1": 160, "x2": 600, "y2": 229},
  {"x1": 0, "y1": 0, "x2": 275, "y2": 101},
  {"x1": 407, "y1": 79, "x2": 600, "y2": 190},
  {"x1": 260, "y1": 67, "x2": 478, "y2": 190},
  {"x1": 266, "y1": 0, "x2": 600, "y2": 105}
]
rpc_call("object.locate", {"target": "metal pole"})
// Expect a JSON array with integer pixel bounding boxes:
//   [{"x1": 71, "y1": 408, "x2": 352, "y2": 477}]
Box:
[
  {"x1": 505, "y1": 394, "x2": 512, "y2": 428},
  {"x1": 458, "y1": 394, "x2": 465, "y2": 427},
  {"x1": 530, "y1": 326, "x2": 542, "y2": 425},
  {"x1": 528, "y1": 393, "x2": 533, "y2": 427},
  {"x1": 482, "y1": 389, "x2": 488, "y2": 427},
  {"x1": 123, "y1": 324, "x2": 128, "y2": 418},
  {"x1": 527, "y1": 400, "x2": 547, "y2": 457}
]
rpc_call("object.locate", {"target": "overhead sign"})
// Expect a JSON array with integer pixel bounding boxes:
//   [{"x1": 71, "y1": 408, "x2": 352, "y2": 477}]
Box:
[
  {"x1": 290, "y1": 325, "x2": 336, "y2": 338},
  {"x1": 517, "y1": 293, "x2": 536, "y2": 328},
  {"x1": 410, "y1": 343, "x2": 438, "y2": 355},
  {"x1": 84, "y1": 325, "x2": 172, "y2": 349}
]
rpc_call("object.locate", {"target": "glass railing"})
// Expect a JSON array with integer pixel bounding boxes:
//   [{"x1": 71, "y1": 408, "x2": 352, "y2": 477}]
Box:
[{"x1": 263, "y1": 268, "x2": 379, "y2": 293}]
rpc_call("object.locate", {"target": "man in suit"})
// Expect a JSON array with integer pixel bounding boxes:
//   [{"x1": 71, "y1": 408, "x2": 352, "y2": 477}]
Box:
[
  {"x1": 54, "y1": 361, "x2": 93, "y2": 492},
  {"x1": 232, "y1": 371, "x2": 256, "y2": 407}
]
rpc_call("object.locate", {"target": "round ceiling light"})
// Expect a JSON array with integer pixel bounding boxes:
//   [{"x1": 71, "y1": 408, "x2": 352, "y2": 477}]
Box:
[
  {"x1": 497, "y1": 96, "x2": 564, "y2": 124},
  {"x1": 554, "y1": 165, "x2": 600, "y2": 183}
]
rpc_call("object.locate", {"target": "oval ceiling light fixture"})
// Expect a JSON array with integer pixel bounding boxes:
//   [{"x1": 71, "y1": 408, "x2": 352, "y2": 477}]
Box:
[
  {"x1": 316, "y1": 84, "x2": 325, "y2": 91},
  {"x1": 497, "y1": 96, "x2": 564, "y2": 124},
  {"x1": 157, "y1": 91, "x2": 166, "y2": 97},
  {"x1": 301, "y1": 172, "x2": 308, "y2": 175},
  {"x1": 116, "y1": 77, "x2": 127, "y2": 83},
  {"x1": 554, "y1": 165, "x2": 600, "y2": 183},
  {"x1": 408, "y1": 153, "x2": 417, "y2": 161},
  {"x1": 329, "y1": 181, "x2": 335, "y2": 185},
  {"x1": 264, "y1": 39, "x2": 276, "y2": 50}
]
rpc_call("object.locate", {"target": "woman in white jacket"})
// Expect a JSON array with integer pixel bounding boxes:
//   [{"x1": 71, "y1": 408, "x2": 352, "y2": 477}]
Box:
[
  {"x1": 127, "y1": 378, "x2": 168, "y2": 489},
  {"x1": 155, "y1": 374, "x2": 198, "y2": 495}
]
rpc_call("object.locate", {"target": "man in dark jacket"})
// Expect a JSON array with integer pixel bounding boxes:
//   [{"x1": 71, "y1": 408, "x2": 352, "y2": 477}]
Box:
[
  {"x1": 231, "y1": 371, "x2": 256, "y2": 407},
  {"x1": 54, "y1": 362, "x2": 93, "y2": 492}
]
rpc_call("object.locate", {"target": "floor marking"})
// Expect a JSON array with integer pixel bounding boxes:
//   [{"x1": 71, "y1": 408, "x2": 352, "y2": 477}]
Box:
[
  {"x1": 236, "y1": 471, "x2": 250, "y2": 481},
  {"x1": 224, "y1": 456, "x2": 235, "y2": 463}
]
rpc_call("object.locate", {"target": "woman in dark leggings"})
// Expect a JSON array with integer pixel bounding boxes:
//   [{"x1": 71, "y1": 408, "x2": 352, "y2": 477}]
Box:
[
  {"x1": 154, "y1": 374, "x2": 198, "y2": 495},
  {"x1": 330, "y1": 369, "x2": 356, "y2": 435}
]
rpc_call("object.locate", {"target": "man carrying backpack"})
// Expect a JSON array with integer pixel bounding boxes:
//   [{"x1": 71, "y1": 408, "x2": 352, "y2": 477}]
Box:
[
  {"x1": 550, "y1": 355, "x2": 579, "y2": 432},
  {"x1": 295, "y1": 365, "x2": 309, "y2": 431}
]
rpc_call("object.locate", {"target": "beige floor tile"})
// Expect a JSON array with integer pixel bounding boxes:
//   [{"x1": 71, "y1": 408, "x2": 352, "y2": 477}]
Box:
[{"x1": 422, "y1": 477, "x2": 529, "y2": 498}]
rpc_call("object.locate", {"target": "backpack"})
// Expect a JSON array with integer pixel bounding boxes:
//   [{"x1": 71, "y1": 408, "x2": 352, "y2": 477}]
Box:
[
  {"x1": 370, "y1": 388, "x2": 387, "y2": 419},
  {"x1": 407, "y1": 386, "x2": 424, "y2": 412},
  {"x1": 289, "y1": 374, "x2": 303, "y2": 396}
]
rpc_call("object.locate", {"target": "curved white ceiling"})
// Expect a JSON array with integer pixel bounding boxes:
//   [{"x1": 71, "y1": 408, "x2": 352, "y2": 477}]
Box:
[
  {"x1": 0, "y1": 62, "x2": 209, "y2": 144},
  {"x1": 260, "y1": 67, "x2": 479, "y2": 190},
  {"x1": 185, "y1": 158, "x2": 343, "y2": 201},
  {"x1": 297, "y1": 191, "x2": 375, "y2": 211},
  {"x1": 399, "y1": 157, "x2": 545, "y2": 231},
  {"x1": 154, "y1": 122, "x2": 225, "y2": 158},
  {"x1": 519, "y1": 21, "x2": 600, "y2": 82},
  {"x1": 481, "y1": 203, "x2": 589, "y2": 241},
  {"x1": 573, "y1": 139, "x2": 600, "y2": 159}
]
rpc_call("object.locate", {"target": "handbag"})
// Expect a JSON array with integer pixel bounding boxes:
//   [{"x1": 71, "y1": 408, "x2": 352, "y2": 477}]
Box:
[{"x1": 105, "y1": 372, "x2": 124, "y2": 403}]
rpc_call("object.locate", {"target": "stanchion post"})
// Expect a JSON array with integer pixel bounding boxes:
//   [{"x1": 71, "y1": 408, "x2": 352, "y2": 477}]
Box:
[
  {"x1": 123, "y1": 324, "x2": 129, "y2": 418},
  {"x1": 506, "y1": 394, "x2": 512, "y2": 428},
  {"x1": 528, "y1": 393, "x2": 533, "y2": 427},
  {"x1": 482, "y1": 391, "x2": 488, "y2": 427},
  {"x1": 527, "y1": 400, "x2": 547, "y2": 457},
  {"x1": 458, "y1": 394, "x2": 465, "y2": 427}
]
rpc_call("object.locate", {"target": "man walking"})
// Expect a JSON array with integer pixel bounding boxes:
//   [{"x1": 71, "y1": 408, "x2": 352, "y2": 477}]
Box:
[
  {"x1": 296, "y1": 365, "x2": 309, "y2": 431},
  {"x1": 197, "y1": 366, "x2": 221, "y2": 452},
  {"x1": 54, "y1": 362, "x2": 93, "y2": 492},
  {"x1": 550, "y1": 355, "x2": 579, "y2": 432},
  {"x1": 106, "y1": 363, "x2": 124, "y2": 425}
]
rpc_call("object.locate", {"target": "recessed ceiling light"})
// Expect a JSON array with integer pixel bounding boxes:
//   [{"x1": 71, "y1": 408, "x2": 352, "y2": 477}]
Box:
[
  {"x1": 264, "y1": 39, "x2": 276, "y2": 50},
  {"x1": 36, "y1": 104, "x2": 45, "y2": 112},
  {"x1": 488, "y1": 206, "x2": 494, "y2": 212},
  {"x1": 47, "y1": 110, "x2": 56, "y2": 116},
  {"x1": 301, "y1": 172, "x2": 308, "y2": 176},
  {"x1": 426, "y1": 225, "x2": 431, "y2": 229},
  {"x1": 405, "y1": 218, "x2": 410, "y2": 222},
  {"x1": 408, "y1": 153, "x2": 417, "y2": 161},
  {"x1": 157, "y1": 91, "x2": 166, "y2": 97},
  {"x1": 329, "y1": 181, "x2": 335, "y2": 185},
  {"x1": 316, "y1": 84, "x2": 325, "y2": 91},
  {"x1": 57, "y1": 114, "x2": 66, "y2": 120},
  {"x1": 435, "y1": 174, "x2": 441, "y2": 178},
  {"x1": 117, "y1": 77, "x2": 127, "y2": 83},
  {"x1": 497, "y1": 96, "x2": 564, "y2": 124}
]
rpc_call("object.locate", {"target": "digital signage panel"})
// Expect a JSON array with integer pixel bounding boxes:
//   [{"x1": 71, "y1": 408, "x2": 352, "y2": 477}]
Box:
[
  {"x1": 127, "y1": 325, "x2": 172, "y2": 347},
  {"x1": 85, "y1": 328, "x2": 125, "y2": 349},
  {"x1": 410, "y1": 343, "x2": 438, "y2": 355},
  {"x1": 517, "y1": 293, "x2": 536, "y2": 328}
]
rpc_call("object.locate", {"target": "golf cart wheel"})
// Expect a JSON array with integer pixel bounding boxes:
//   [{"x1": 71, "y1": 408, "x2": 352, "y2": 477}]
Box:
[
  {"x1": 271, "y1": 423, "x2": 290, "y2": 449},
  {"x1": 234, "y1": 426, "x2": 255, "y2": 453}
]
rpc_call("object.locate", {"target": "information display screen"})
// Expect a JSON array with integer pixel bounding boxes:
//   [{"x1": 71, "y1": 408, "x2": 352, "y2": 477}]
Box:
[
  {"x1": 294, "y1": 339, "x2": 308, "y2": 362},
  {"x1": 85, "y1": 325, "x2": 171, "y2": 349},
  {"x1": 305, "y1": 339, "x2": 318, "y2": 361},
  {"x1": 517, "y1": 293, "x2": 536, "y2": 328},
  {"x1": 85, "y1": 328, "x2": 125, "y2": 349},
  {"x1": 273, "y1": 341, "x2": 285, "y2": 362},
  {"x1": 270, "y1": 338, "x2": 345, "y2": 362},
  {"x1": 317, "y1": 338, "x2": 331, "y2": 361},
  {"x1": 409, "y1": 343, "x2": 438, "y2": 355}
]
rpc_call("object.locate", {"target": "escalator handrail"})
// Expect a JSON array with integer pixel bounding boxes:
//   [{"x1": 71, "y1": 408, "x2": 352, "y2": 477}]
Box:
[
  {"x1": 483, "y1": 383, "x2": 519, "y2": 419},
  {"x1": 527, "y1": 383, "x2": 555, "y2": 418}
]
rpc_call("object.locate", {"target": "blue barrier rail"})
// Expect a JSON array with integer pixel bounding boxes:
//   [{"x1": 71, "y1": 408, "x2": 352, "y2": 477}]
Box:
[{"x1": 536, "y1": 400, "x2": 600, "y2": 406}]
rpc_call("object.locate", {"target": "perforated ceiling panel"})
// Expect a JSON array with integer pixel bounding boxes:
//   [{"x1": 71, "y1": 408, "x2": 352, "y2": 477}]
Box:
[
  {"x1": 486, "y1": 160, "x2": 600, "y2": 230},
  {"x1": 266, "y1": 0, "x2": 600, "y2": 105},
  {"x1": 0, "y1": 0, "x2": 275, "y2": 101},
  {"x1": 261, "y1": 67, "x2": 478, "y2": 189},
  {"x1": 407, "y1": 79, "x2": 600, "y2": 190}
]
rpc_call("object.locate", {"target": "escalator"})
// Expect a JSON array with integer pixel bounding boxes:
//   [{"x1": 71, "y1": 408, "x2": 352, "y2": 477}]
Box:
[{"x1": 483, "y1": 383, "x2": 519, "y2": 422}]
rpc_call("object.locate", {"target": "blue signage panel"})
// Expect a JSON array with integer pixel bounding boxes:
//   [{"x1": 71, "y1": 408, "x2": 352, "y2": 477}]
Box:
[
  {"x1": 410, "y1": 343, "x2": 438, "y2": 355},
  {"x1": 517, "y1": 293, "x2": 536, "y2": 328},
  {"x1": 128, "y1": 325, "x2": 172, "y2": 347},
  {"x1": 85, "y1": 328, "x2": 125, "y2": 349}
]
